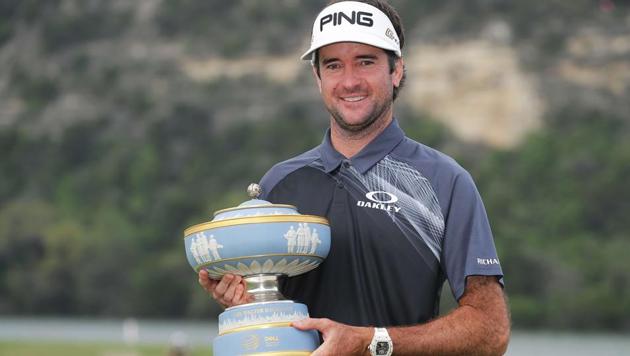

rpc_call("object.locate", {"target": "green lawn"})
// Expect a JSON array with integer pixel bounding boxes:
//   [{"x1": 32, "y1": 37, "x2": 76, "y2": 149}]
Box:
[{"x1": 0, "y1": 341, "x2": 211, "y2": 356}]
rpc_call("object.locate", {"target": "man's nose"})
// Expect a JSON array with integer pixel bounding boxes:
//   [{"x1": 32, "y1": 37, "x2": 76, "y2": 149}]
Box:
[{"x1": 339, "y1": 66, "x2": 362, "y2": 90}]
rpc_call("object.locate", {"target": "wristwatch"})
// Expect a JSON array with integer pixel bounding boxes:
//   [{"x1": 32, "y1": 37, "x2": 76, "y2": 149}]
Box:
[{"x1": 368, "y1": 327, "x2": 393, "y2": 356}]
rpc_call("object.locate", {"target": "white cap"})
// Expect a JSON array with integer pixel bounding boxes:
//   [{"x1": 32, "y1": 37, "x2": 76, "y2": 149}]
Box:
[{"x1": 301, "y1": 1, "x2": 401, "y2": 61}]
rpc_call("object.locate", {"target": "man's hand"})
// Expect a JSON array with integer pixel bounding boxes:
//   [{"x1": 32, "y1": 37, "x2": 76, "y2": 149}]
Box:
[
  {"x1": 197, "y1": 270, "x2": 252, "y2": 308},
  {"x1": 292, "y1": 318, "x2": 373, "y2": 356}
]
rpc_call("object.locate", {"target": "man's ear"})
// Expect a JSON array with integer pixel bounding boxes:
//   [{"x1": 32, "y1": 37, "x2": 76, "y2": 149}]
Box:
[
  {"x1": 312, "y1": 65, "x2": 322, "y2": 93},
  {"x1": 392, "y1": 57, "x2": 404, "y2": 88}
]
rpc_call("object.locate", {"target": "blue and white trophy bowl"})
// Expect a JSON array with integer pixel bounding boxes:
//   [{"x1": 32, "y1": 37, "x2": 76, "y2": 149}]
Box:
[{"x1": 184, "y1": 184, "x2": 330, "y2": 355}]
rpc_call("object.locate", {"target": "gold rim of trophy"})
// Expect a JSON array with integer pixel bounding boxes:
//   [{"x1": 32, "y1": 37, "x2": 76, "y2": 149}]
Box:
[
  {"x1": 219, "y1": 321, "x2": 293, "y2": 336},
  {"x1": 213, "y1": 203, "x2": 297, "y2": 216},
  {"x1": 184, "y1": 215, "x2": 330, "y2": 237}
]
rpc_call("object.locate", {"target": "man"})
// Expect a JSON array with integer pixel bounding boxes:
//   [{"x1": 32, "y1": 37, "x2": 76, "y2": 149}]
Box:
[{"x1": 199, "y1": 1, "x2": 510, "y2": 354}]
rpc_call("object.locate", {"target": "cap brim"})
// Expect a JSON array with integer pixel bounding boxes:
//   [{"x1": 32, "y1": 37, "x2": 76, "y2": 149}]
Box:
[{"x1": 300, "y1": 32, "x2": 401, "y2": 60}]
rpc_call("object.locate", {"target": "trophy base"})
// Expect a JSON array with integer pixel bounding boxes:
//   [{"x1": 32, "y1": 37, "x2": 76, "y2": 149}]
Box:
[{"x1": 213, "y1": 300, "x2": 319, "y2": 356}]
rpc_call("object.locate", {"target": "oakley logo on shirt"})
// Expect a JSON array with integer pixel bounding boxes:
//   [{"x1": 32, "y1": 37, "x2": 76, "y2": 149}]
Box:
[
  {"x1": 357, "y1": 190, "x2": 402, "y2": 213},
  {"x1": 366, "y1": 191, "x2": 399, "y2": 203}
]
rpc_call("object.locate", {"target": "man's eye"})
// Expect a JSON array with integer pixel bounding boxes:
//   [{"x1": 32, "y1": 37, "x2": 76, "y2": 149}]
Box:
[
  {"x1": 360, "y1": 60, "x2": 374, "y2": 66},
  {"x1": 326, "y1": 63, "x2": 341, "y2": 70}
]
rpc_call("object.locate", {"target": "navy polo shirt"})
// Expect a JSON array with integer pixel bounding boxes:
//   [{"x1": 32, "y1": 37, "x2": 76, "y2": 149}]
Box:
[{"x1": 259, "y1": 119, "x2": 503, "y2": 327}]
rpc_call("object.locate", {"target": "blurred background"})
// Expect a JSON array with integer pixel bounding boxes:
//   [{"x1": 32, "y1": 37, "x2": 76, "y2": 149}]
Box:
[{"x1": 1, "y1": 0, "x2": 629, "y2": 355}]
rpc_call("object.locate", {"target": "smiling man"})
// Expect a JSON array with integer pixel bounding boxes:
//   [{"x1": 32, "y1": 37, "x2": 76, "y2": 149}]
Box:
[{"x1": 199, "y1": 1, "x2": 510, "y2": 355}]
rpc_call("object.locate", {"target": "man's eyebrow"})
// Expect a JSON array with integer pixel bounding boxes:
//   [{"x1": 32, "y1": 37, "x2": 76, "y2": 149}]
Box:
[
  {"x1": 321, "y1": 57, "x2": 339, "y2": 66},
  {"x1": 321, "y1": 54, "x2": 379, "y2": 66}
]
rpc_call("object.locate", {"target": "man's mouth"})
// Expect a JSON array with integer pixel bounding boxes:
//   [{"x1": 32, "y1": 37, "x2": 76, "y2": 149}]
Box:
[{"x1": 341, "y1": 96, "x2": 366, "y2": 102}]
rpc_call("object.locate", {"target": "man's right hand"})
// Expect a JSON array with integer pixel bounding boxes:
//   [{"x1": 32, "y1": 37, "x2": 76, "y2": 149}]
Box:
[{"x1": 198, "y1": 270, "x2": 252, "y2": 308}]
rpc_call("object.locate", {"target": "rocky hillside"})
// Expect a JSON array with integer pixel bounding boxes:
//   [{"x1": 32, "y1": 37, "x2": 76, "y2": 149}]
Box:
[{"x1": 1, "y1": 0, "x2": 628, "y2": 147}]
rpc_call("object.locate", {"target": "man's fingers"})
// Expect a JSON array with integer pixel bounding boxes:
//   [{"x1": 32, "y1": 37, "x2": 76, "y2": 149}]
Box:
[
  {"x1": 232, "y1": 284, "x2": 244, "y2": 304},
  {"x1": 297, "y1": 319, "x2": 333, "y2": 356},
  {"x1": 198, "y1": 272, "x2": 250, "y2": 308},
  {"x1": 222, "y1": 275, "x2": 241, "y2": 302},
  {"x1": 198, "y1": 270, "x2": 208, "y2": 286},
  {"x1": 310, "y1": 345, "x2": 332, "y2": 356},
  {"x1": 213, "y1": 274, "x2": 234, "y2": 296},
  {"x1": 292, "y1": 317, "x2": 329, "y2": 331},
  {"x1": 198, "y1": 270, "x2": 219, "y2": 293}
]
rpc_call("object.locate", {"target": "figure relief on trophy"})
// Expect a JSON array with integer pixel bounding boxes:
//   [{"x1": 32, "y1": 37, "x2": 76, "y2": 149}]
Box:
[
  {"x1": 183, "y1": 183, "x2": 331, "y2": 355},
  {"x1": 284, "y1": 223, "x2": 322, "y2": 254}
]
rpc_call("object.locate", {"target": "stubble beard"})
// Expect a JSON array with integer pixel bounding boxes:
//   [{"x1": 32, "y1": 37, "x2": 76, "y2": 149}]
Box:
[{"x1": 327, "y1": 98, "x2": 392, "y2": 137}]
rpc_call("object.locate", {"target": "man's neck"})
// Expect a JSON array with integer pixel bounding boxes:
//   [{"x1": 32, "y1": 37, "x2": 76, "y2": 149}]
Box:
[{"x1": 330, "y1": 114, "x2": 393, "y2": 159}]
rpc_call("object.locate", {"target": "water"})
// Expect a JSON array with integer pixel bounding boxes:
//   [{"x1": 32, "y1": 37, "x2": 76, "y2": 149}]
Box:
[
  {"x1": 506, "y1": 331, "x2": 630, "y2": 356},
  {"x1": 0, "y1": 317, "x2": 217, "y2": 347},
  {"x1": 0, "y1": 317, "x2": 629, "y2": 355}
]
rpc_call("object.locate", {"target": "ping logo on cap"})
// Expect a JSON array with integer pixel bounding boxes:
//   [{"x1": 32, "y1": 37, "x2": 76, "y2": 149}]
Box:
[{"x1": 319, "y1": 11, "x2": 374, "y2": 32}]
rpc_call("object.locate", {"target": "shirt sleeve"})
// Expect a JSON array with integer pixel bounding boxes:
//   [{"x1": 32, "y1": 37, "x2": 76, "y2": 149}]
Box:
[{"x1": 441, "y1": 171, "x2": 503, "y2": 301}]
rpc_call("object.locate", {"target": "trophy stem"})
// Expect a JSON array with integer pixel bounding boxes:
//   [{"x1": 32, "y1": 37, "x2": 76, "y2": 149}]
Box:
[{"x1": 244, "y1": 274, "x2": 285, "y2": 302}]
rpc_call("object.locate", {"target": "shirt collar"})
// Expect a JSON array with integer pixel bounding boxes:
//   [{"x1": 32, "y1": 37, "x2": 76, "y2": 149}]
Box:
[{"x1": 319, "y1": 118, "x2": 406, "y2": 174}]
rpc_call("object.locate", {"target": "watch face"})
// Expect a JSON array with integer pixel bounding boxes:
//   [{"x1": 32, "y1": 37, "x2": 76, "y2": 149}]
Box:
[{"x1": 376, "y1": 341, "x2": 390, "y2": 355}]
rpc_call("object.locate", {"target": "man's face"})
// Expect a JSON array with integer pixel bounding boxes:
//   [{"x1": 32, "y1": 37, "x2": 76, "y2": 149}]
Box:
[{"x1": 314, "y1": 42, "x2": 403, "y2": 133}]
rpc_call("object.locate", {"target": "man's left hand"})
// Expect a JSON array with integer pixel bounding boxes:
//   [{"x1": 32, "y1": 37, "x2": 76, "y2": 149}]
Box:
[{"x1": 292, "y1": 318, "x2": 373, "y2": 356}]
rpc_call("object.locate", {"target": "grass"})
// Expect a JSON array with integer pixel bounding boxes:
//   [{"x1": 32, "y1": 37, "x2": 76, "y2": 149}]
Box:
[{"x1": 0, "y1": 341, "x2": 211, "y2": 356}]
